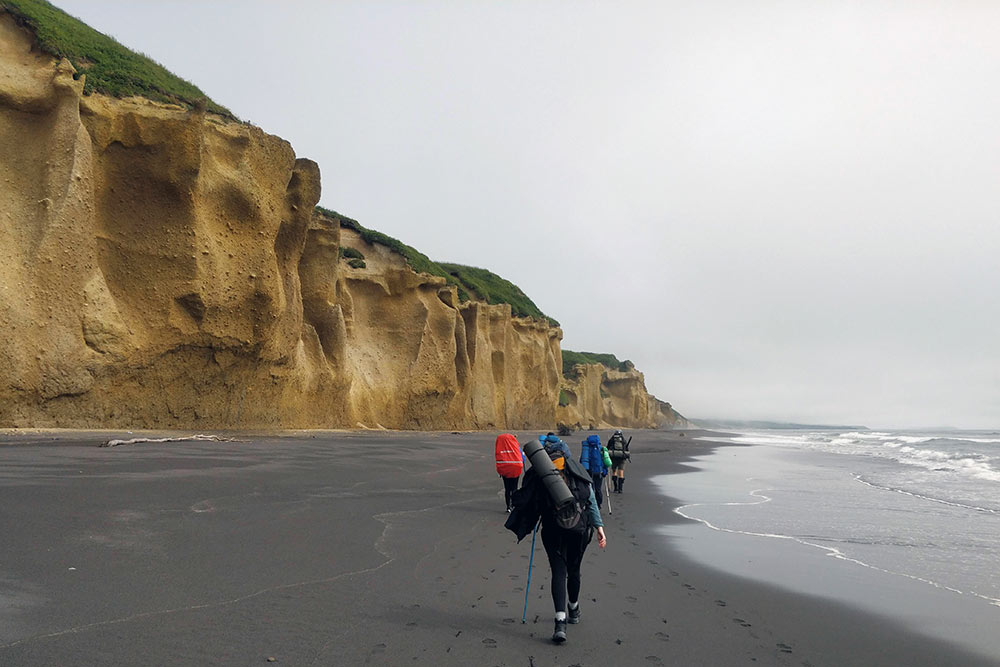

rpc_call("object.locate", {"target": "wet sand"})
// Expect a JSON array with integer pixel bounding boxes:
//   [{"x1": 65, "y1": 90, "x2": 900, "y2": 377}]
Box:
[{"x1": 0, "y1": 429, "x2": 995, "y2": 666}]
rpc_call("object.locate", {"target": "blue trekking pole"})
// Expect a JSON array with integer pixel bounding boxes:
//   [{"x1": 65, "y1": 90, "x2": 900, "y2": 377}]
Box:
[{"x1": 521, "y1": 520, "x2": 541, "y2": 623}]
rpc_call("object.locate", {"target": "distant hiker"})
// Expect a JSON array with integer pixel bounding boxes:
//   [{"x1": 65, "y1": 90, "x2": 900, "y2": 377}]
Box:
[
  {"x1": 506, "y1": 440, "x2": 606, "y2": 644},
  {"x1": 579, "y1": 434, "x2": 609, "y2": 508},
  {"x1": 539, "y1": 432, "x2": 572, "y2": 461},
  {"x1": 607, "y1": 430, "x2": 631, "y2": 493},
  {"x1": 495, "y1": 433, "x2": 525, "y2": 512}
]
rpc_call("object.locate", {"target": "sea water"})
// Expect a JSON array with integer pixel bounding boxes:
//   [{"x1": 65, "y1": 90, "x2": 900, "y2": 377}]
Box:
[{"x1": 654, "y1": 429, "x2": 1000, "y2": 660}]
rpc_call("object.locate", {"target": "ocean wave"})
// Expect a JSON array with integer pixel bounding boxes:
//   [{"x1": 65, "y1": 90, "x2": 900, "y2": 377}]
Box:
[
  {"x1": 852, "y1": 474, "x2": 1000, "y2": 515},
  {"x1": 741, "y1": 430, "x2": 1000, "y2": 485},
  {"x1": 672, "y1": 490, "x2": 978, "y2": 602}
]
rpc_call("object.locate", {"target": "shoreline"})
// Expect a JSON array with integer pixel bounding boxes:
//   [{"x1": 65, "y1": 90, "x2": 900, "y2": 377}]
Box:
[
  {"x1": 0, "y1": 429, "x2": 995, "y2": 665},
  {"x1": 631, "y1": 432, "x2": 1000, "y2": 666}
]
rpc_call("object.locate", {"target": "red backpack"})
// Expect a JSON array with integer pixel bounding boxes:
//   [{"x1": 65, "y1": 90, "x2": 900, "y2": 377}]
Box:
[{"x1": 495, "y1": 433, "x2": 524, "y2": 478}]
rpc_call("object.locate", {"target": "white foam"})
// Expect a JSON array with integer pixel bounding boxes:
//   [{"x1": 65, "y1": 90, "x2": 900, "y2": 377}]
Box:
[
  {"x1": 852, "y1": 474, "x2": 999, "y2": 515},
  {"x1": 674, "y1": 484, "x2": 987, "y2": 606}
]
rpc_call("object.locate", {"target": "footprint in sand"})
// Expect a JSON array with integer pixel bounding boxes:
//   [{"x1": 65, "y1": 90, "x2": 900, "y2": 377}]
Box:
[
  {"x1": 682, "y1": 583, "x2": 695, "y2": 590},
  {"x1": 502, "y1": 618, "x2": 516, "y2": 625},
  {"x1": 609, "y1": 571, "x2": 618, "y2": 576},
  {"x1": 648, "y1": 559, "x2": 659, "y2": 565},
  {"x1": 645, "y1": 656, "x2": 663, "y2": 664},
  {"x1": 715, "y1": 600, "x2": 727, "y2": 607},
  {"x1": 733, "y1": 618, "x2": 752, "y2": 627},
  {"x1": 482, "y1": 638, "x2": 497, "y2": 648},
  {"x1": 623, "y1": 610, "x2": 637, "y2": 618},
  {"x1": 606, "y1": 581, "x2": 618, "y2": 588},
  {"x1": 370, "y1": 643, "x2": 386, "y2": 654},
  {"x1": 508, "y1": 574, "x2": 519, "y2": 580},
  {"x1": 669, "y1": 570, "x2": 679, "y2": 577},
  {"x1": 496, "y1": 600, "x2": 508, "y2": 607},
  {"x1": 626, "y1": 596, "x2": 638, "y2": 603},
  {"x1": 777, "y1": 643, "x2": 793, "y2": 653},
  {"x1": 655, "y1": 632, "x2": 670, "y2": 642},
  {"x1": 406, "y1": 622, "x2": 417, "y2": 627}
]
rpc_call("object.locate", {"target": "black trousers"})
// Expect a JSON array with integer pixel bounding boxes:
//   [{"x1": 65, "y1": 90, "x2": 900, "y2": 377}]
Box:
[
  {"x1": 591, "y1": 473, "x2": 604, "y2": 508},
  {"x1": 541, "y1": 525, "x2": 592, "y2": 614},
  {"x1": 501, "y1": 475, "x2": 519, "y2": 509}
]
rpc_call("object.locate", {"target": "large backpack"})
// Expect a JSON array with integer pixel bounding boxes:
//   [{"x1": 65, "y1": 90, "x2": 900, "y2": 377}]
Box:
[
  {"x1": 543, "y1": 458, "x2": 593, "y2": 533},
  {"x1": 580, "y1": 434, "x2": 604, "y2": 474},
  {"x1": 494, "y1": 433, "x2": 523, "y2": 478},
  {"x1": 608, "y1": 434, "x2": 628, "y2": 461}
]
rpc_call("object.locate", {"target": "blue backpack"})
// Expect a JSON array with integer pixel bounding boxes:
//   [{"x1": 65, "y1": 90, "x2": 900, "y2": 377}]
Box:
[{"x1": 580, "y1": 435, "x2": 605, "y2": 474}]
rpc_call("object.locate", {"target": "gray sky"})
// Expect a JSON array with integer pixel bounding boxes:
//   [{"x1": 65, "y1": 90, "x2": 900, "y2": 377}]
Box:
[{"x1": 57, "y1": 1, "x2": 999, "y2": 429}]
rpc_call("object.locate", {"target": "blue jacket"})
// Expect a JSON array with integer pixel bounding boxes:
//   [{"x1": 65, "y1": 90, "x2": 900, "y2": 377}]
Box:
[{"x1": 580, "y1": 435, "x2": 608, "y2": 476}]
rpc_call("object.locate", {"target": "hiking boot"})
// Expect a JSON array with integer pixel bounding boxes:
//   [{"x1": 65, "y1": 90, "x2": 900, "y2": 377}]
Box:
[
  {"x1": 568, "y1": 605, "x2": 581, "y2": 624},
  {"x1": 552, "y1": 619, "x2": 567, "y2": 643}
]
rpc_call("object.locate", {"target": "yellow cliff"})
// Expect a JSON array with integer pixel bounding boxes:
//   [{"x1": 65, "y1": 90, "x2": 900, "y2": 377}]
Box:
[
  {"x1": 0, "y1": 12, "x2": 679, "y2": 431},
  {"x1": 557, "y1": 362, "x2": 692, "y2": 431}
]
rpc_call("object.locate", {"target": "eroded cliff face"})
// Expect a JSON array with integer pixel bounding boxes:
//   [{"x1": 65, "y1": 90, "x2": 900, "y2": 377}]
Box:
[
  {"x1": 0, "y1": 15, "x2": 563, "y2": 429},
  {"x1": 556, "y1": 363, "x2": 692, "y2": 430},
  {"x1": 335, "y1": 226, "x2": 562, "y2": 429}
]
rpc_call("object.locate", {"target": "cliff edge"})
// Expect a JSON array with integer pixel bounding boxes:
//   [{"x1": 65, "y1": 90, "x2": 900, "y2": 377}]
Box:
[{"x1": 0, "y1": 7, "x2": 682, "y2": 431}]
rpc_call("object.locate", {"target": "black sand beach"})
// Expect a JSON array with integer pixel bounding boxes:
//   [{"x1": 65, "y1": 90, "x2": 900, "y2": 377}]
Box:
[{"x1": 0, "y1": 430, "x2": 995, "y2": 666}]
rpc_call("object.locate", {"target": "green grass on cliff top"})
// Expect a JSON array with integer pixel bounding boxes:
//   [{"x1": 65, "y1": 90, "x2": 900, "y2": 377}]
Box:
[
  {"x1": 562, "y1": 350, "x2": 633, "y2": 378},
  {"x1": 438, "y1": 262, "x2": 557, "y2": 327},
  {"x1": 316, "y1": 206, "x2": 558, "y2": 327},
  {"x1": 1, "y1": 0, "x2": 232, "y2": 116}
]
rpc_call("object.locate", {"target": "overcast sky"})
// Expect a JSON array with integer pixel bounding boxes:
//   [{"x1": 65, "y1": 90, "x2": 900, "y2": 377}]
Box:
[{"x1": 57, "y1": 1, "x2": 999, "y2": 429}]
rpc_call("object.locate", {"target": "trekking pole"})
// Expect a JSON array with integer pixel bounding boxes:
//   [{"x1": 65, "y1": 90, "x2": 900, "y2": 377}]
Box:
[
  {"x1": 605, "y1": 476, "x2": 612, "y2": 514},
  {"x1": 522, "y1": 520, "x2": 540, "y2": 623}
]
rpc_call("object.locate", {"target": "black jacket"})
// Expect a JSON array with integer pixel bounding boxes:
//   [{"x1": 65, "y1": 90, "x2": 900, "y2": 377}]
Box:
[{"x1": 504, "y1": 457, "x2": 592, "y2": 541}]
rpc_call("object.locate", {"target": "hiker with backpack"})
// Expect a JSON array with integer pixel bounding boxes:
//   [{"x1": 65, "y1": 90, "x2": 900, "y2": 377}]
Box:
[
  {"x1": 579, "y1": 434, "x2": 609, "y2": 509},
  {"x1": 607, "y1": 430, "x2": 631, "y2": 493},
  {"x1": 505, "y1": 438, "x2": 606, "y2": 644},
  {"x1": 539, "y1": 432, "x2": 571, "y2": 459},
  {"x1": 494, "y1": 433, "x2": 525, "y2": 512}
]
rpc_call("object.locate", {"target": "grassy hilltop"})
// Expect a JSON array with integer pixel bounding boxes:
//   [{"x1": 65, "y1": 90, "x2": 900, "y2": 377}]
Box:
[
  {"x1": 561, "y1": 350, "x2": 633, "y2": 378},
  {"x1": 3, "y1": 0, "x2": 561, "y2": 327},
  {"x1": 317, "y1": 207, "x2": 558, "y2": 327},
  {"x1": 1, "y1": 0, "x2": 231, "y2": 116}
]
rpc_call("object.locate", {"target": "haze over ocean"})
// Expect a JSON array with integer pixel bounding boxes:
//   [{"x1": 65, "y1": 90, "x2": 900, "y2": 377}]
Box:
[{"x1": 658, "y1": 428, "x2": 1000, "y2": 662}]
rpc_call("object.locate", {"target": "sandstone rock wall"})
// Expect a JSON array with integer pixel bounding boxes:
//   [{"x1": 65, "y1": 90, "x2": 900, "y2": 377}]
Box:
[
  {"x1": 557, "y1": 363, "x2": 692, "y2": 430},
  {"x1": 0, "y1": 15, "x2": 562, "y2": 429},
  {"x1": 1, "y1": 14, "x2": 682, "y2": 431}
]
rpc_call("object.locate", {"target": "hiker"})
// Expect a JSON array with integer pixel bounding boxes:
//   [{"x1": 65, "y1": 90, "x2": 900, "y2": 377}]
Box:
[
  {"x1": 495, "y1": 433, "x2": 525, "y2": 512},
  {"x1": 506, "y1": 440, "x2": 606, "y2": 644},
  {"x1": 579, "y1": 434, "x2": 608, "y2": 508},
  {"x1": 539, "y1": 432, "x2": 571, "y2": 460},
  {"x1": 607, "y1": 430, "x2": 630, "y2": 493}
]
